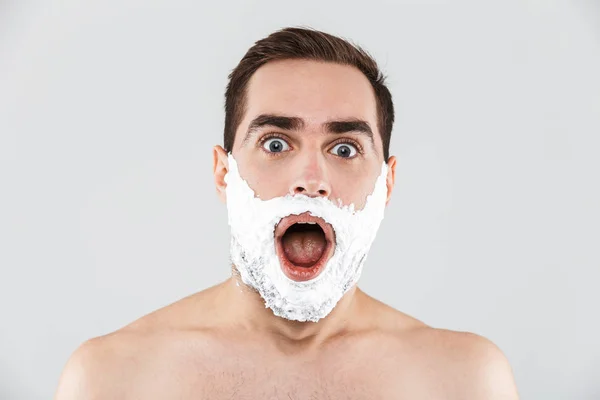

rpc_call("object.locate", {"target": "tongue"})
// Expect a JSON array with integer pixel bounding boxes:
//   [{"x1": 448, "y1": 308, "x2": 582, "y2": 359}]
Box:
[{"x1": 281, "y1": 229, "x2": 326, "y2": 267}]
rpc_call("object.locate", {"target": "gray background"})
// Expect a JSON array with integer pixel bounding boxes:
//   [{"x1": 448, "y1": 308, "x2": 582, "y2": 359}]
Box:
[{"x1": 1, "y1": 0, "x2": 599, "y2": 398}]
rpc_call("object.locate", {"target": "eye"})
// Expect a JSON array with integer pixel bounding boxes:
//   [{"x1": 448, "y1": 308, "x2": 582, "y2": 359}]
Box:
[
  {"x1": 330, "y1": 142, "x2": 358, "y2": 158},
  {"x1": 262, "y1": 137, "x2": 290, "y2": 153}
]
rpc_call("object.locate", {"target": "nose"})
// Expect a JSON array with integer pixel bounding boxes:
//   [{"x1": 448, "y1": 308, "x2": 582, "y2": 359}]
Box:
[
  {"x1": 289, "y1": 158, "x2": 331, "y2": 198},
  {"x1": 292, "y1": 183, "x2": 329, "y2": 197}
]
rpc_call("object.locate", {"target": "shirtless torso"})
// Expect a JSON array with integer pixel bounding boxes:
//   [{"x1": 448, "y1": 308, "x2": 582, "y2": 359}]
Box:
[{"x1": 55, "y1": 277, "x2": 519, "y2": 399}]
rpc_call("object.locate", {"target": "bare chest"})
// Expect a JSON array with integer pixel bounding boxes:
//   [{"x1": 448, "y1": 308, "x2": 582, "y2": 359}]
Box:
[
  {"x1": 130, "y1": 342, "x2": 443, "y2": 400},
  {"x1": 189, "y1": 360, "x2": 392, "y2": 399},
  {"x1": 138, "y1": 360, "x2": 400, "y2": 399}
]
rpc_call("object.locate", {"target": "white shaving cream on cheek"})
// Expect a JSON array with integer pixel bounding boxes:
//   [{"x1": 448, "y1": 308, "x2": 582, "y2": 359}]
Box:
[{"x1": 224, "y1": 153, "x2": 388, "y2": 322}]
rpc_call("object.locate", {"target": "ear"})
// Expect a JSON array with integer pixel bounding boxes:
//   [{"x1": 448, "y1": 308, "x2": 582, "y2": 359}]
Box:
[
  {"x1": 213, "y1": 145, "x2": 229, "y2": 203},
  {"x1": 385, "y1": 156, "x2": 397, "y2": 206}
]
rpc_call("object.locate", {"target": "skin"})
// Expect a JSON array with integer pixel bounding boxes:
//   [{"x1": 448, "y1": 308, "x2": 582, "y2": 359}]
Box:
[{"x1": 54, "y1": 59, "x2": 520, "y2": 399}]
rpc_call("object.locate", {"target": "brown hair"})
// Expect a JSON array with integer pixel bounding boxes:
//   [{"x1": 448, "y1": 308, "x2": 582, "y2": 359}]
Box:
[{"x1": 223, "y1": 26, "x2": 395, "y2": 162}]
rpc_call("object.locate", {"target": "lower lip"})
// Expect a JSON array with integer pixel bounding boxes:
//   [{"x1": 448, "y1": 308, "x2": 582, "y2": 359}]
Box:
[{"x1": 275, "y1": 238, "x2": 333, "y2": 282}]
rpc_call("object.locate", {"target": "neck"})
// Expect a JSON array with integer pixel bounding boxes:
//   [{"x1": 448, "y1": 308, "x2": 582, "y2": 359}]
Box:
[{"x1": 220, "y1": 265, "x2": 364, "y2": 347}]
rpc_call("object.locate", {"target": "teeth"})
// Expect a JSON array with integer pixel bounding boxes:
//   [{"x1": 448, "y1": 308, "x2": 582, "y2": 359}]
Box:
[{"x1": 298, "y1": 221, "x2": 317, "y2": 224}]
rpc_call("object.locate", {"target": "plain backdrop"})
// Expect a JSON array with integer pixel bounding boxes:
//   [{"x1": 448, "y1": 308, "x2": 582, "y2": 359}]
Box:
[{"x1": 1, "y1": 0, "x2": 599, "y2": 398}]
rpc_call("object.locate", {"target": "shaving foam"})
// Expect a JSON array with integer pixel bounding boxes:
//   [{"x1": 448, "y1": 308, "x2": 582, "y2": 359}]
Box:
[{"x1": 224, "y1": 153, "x2": 388, "y2": 322}]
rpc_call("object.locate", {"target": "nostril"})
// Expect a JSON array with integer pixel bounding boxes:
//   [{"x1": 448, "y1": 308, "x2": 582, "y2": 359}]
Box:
[{"x1": 292, "y1": 186, "x2": 328, "y2": 196}]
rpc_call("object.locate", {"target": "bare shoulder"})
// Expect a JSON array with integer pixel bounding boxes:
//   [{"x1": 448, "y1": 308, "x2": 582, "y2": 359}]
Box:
[
  {"x1": 54, "y1": 286, "x2": 221, "y2": 400},
  {"x1": 54, "y1": 330, "x2": 141, "y2": 399},
  {"x1": 397, "y1": 323, "x2": 520, "y2": 399},
  {"x1": 359, "y1": 294, "x2": 519, "y2": 398}
]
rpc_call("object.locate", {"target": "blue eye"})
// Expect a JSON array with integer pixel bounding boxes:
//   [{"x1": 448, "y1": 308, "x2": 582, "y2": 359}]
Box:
[
  {"x1": 263, "y1": 138, "x2": 290, "y2": 153},
  {"x1": 330, "y1": 143, "x2": 358, "y2": 158}
]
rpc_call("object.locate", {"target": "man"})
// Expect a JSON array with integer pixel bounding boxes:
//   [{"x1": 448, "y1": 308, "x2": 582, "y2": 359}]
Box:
[{"x1": 55, "y1": 27, "x2": 519, "y2": 399}]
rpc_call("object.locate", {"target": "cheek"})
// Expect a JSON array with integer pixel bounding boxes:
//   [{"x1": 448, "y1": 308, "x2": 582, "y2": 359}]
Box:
[
  {"x1": 331, "y1": 170, "x2": 376, "y2": 210},
  {"x1": 242, "y1": 163, "x2": 291, "y2": 200}
]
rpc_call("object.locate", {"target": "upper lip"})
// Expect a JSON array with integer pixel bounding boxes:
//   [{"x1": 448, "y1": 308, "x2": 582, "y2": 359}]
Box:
[{"x1": 274, "y1": 212, "x2": 335, "y2": 244}]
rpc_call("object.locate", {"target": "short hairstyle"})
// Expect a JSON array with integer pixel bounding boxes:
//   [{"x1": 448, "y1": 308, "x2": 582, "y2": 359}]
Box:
[{"x1": 223, "y1": 26, "x2": 395, "y2": 162}]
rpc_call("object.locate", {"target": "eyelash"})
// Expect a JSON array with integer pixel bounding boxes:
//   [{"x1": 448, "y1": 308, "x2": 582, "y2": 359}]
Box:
[{"x1": 258, "y1": 133, "x2": 364, "y2": 158}]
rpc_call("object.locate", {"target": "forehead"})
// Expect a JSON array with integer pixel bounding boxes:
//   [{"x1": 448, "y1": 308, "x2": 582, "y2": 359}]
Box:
[{"x1": 242, "y1": 59, "x2": 379, "y2": 135}]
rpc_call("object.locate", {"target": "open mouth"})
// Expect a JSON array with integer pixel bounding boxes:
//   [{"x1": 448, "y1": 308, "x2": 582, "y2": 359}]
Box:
[{"x1": 274, "y1": 212, "x2": 335, "y2": 282}]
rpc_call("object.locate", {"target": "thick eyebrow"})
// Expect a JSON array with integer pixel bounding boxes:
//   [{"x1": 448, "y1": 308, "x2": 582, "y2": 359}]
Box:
[
  {"x1": 324, "y1": 119, "x2": 374, "y2": 148},
  {"x1": 241, "y1": 114, "x2": 375, "y2": 149},
  {"x1": 242, "y1": 114, "x2": 305, "y2": 146}
]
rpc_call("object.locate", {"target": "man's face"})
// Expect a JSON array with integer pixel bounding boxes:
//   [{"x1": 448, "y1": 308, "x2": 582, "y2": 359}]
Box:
[
  {"x1": 216, "y1": 59, "x2": 395, "y2": 210},
  {"x1": 214, "y1": 59, "x2": 396, "y2": 321}
]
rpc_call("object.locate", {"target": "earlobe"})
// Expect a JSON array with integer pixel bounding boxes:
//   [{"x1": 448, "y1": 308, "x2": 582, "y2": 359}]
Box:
[
  {"x1": 213, "y1": 145, "x2": 229, "y2": 204},
  {"x1": 385, "y1": 156, "x2": 397, "y2": 206}
]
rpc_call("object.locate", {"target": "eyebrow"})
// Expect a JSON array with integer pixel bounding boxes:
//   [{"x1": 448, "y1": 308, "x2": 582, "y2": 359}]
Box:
[{"x1": 241, "y1": 113, "x2": 375, "y2": 149}]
